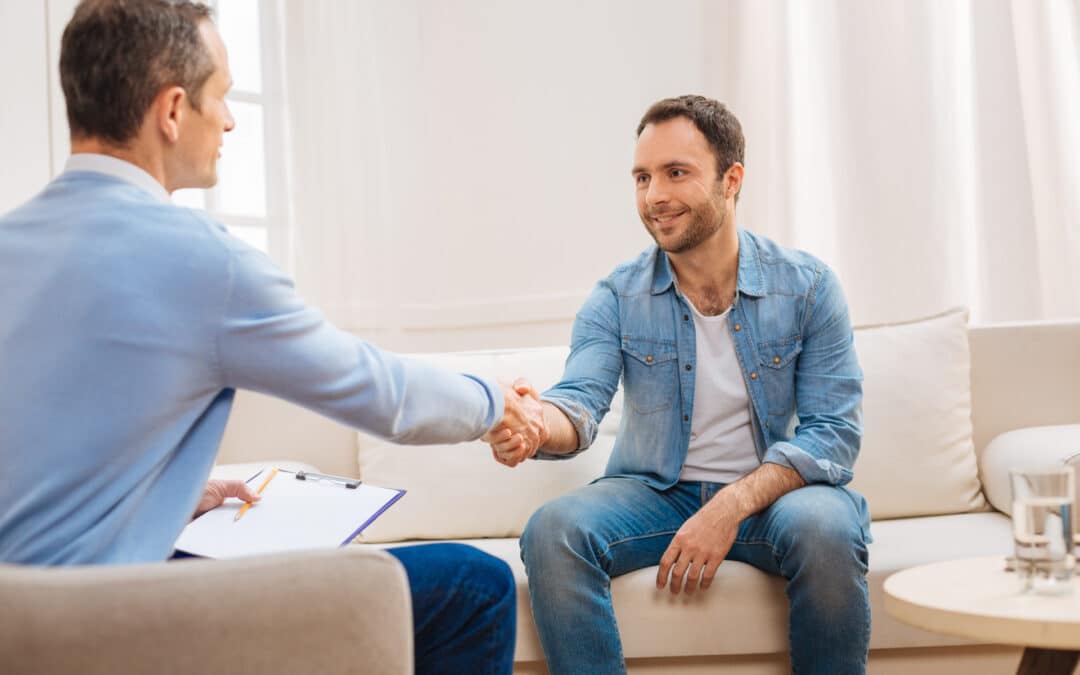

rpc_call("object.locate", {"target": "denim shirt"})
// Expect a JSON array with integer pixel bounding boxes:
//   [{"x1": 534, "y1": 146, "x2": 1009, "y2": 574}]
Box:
[{"x1": 540, "y1": 228, "x2": 863, "y2": 489}]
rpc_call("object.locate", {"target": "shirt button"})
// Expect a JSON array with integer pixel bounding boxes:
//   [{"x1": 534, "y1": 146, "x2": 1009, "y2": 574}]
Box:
[
  {"x1": 750, "y1": 372, "x2": 758, "y2": 380},
  {"x1": 765, "y1": 420, "x2": 770, "y2": 429},
  {"x1": 683, "y1": 314, "x2": 689, "y2": 321},
  {"x1": 773, "y1": 356, "x2": 781, "y2": 364},
  {"x1": 683, "y1": 414, "x2": 689, "y2": 422},
  {"x1": 685, "y1": 364, "x2": 692, "y2": 371},
  {"x1": 734, "y1": 324, "x2": 742, "y2": 331},
  {"x1": 646, "y1": 355, "x2": 653, "y2": 363}
]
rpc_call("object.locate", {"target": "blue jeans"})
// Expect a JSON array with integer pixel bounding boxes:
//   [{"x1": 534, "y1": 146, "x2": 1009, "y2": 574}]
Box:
[
  {"x1": 388, "y1": 543, "x2": 516, "y2": 675},
  {"x1": 520, "y1": 478, "x2": 871, "y2": 675}
]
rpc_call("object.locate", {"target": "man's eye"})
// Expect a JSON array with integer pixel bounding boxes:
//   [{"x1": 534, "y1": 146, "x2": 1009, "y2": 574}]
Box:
[
  {"x1": 670, "y1": 169, "x2": 685, "y2": 178},
  {"x1": 635, "y1": 174, "x2": 649, "y2": 185}
]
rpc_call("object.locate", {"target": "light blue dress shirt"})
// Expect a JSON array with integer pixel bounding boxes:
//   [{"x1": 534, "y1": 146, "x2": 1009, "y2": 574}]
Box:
[{"x1": 0, "y1": 156, "x2": 502, "y2": 565}]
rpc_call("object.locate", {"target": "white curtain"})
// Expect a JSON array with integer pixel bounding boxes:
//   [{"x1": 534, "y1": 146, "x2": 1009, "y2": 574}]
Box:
[
  {"x1": 714, "y1": 0, "x2": 1080, "y2": 324},
  {"x1": 279, "y1": 0, "x2": 1080, "y2": 346}
]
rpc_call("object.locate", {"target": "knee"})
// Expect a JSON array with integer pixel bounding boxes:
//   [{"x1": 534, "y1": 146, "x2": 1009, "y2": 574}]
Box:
[
  {"x1": 520, "y1": 498, "x2": 592, "y2": 569},
  {"x1": 418, "y1": 543, "x2": 515, "y2": 607},
  {"x1": 450, "y1": 543, "x2": 515, "y2": 602},
  {"x1": 780, "y1": 490, "x2": 868, "y2": 576}
]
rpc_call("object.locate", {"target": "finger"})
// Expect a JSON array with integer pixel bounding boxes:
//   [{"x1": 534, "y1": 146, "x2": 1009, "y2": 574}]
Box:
[
  {"x1": 683, "y1": 559, "x2": 703, "y2": 595},
  {"x1": 226, "y1": 480, "x2": 262, "y2": 503},
  {"x1": 657, "y1": 545, "x2": 679, "y2": 589},
  {"x1": 483, "y1": 425, "x2": 513, "y2": 443},
  {"x1": 502, "y1": 448, "x2": 528, "y2": 468},
  {"x1": 491, "y1": 435, "x2": 521, "y2": 454},
  {"x1": 669, "y1": 554, "x2": 691, "y2": 595},
  {"x1": 700, "y1": 559, "x2": 722, "y2": 591},
  {"x1": 208, "y1": 479, "x2": 260, "y2": 503},
  {"x1": 513, "y1": 378, "x2": 540, "y2": 400}
]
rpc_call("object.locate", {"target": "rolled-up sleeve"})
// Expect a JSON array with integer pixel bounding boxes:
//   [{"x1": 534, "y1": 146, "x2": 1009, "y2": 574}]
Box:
[
  {"x1": 762, "y1": 266, "x2": 863, "y2": 485},
  {"x1": 215, "y1": 243, "x2": 502, "y2": 444},
  {"x1": 536, "y1": 282, "x2": 623, "y2": 460}
]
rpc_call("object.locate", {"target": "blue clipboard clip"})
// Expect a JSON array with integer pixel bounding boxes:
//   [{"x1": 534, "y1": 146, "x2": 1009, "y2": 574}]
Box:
[{"x1": 290, "y1": 469, "x2": 361, "y2": 490}]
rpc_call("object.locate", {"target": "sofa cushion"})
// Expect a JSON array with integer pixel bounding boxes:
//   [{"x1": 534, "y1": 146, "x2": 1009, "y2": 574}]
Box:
[
  {"x1": 354, "y1": 347, "x2": 621, "y2": 543},
  {"x1": 367, "y1": 512, "x2": 1012, "y2": 661},
  {"x1": 358, "y1": 308, "x2": 983, "y2": 542},
  {"x1": 847, "y1": 308, "x2": 986, "y2": 519},
  {"x1": 979, "y1": 424, "x2": 1080, "y2": 515}
]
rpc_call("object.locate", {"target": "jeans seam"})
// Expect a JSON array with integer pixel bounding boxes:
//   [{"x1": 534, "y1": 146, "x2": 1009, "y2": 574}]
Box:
[
  {"x1": 733, "y1": 537, "x2": 785, "y2": 568},
  {"x1": 599, "y1": 529, "x2": 680, "y2": 562},
  {"x1": 452, "y1": 583, "x2": 504, "y2": 675}
]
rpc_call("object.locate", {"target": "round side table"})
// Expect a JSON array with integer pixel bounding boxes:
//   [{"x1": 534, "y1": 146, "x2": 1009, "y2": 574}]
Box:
[{"x1": 885, "y1": 556, "x2": 1080, "y2": 675}]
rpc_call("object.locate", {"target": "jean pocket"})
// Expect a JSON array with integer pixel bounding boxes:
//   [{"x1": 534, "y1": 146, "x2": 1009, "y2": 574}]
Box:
[{"x1": 620, "y1": 338, "x2": 677, "y2": 414}]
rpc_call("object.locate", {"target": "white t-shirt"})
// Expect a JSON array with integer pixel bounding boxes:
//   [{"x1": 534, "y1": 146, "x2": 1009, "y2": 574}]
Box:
[{"x1": 678, "y1": 297, "x2": 761, "y2": 484}]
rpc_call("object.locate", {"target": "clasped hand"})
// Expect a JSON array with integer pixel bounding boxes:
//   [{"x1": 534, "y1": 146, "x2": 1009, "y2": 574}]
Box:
[{"x1": 482, "y1": 378, "x2": 548, "y2": 467}]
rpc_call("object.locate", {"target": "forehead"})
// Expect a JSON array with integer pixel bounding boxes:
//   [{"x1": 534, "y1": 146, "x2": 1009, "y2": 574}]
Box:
[
  {"x1": 199, "y1": 20, "x2": 231, "y2": 78},
  {"x1": 633, "y1": 116, "x2": 712, "y2": 168}
]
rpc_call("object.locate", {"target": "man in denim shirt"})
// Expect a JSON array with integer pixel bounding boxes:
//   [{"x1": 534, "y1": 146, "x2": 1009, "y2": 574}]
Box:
[{"x1": 489, "y1": 96, "x2": 871, "y2": 674}]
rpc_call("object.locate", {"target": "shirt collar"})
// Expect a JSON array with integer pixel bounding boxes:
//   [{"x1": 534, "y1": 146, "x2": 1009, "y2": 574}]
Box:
[
  {"x1": 63, "y1": 154, "x2": 171, "y2": 204},
  {"x1": 650, "y1": 228, "x2": 766, "y2": 298}
]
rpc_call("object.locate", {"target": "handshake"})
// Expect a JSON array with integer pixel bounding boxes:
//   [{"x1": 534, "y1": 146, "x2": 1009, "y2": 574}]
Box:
[{"x1": 483, "y1": 379, "x2": 549, "y2": 468}]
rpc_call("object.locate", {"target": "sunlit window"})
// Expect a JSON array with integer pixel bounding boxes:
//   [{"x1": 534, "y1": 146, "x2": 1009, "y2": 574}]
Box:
[{"x1": 173, "y1": 0, "x2": 282, "y2": 259}]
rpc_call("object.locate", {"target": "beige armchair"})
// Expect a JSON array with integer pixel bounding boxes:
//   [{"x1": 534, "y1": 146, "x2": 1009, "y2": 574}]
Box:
[{"x1": 0, "y1": 547, "x2": 412, "y2": 675}]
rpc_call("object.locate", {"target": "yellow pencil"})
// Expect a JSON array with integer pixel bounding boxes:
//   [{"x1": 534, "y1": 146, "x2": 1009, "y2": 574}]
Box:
[{"x1": 234, "y1": 466, "x2": 278, "y2": 522}]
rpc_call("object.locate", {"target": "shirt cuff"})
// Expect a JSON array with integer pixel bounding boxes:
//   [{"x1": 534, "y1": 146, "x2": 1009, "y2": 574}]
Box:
[
  {"x1": 463, "y1": 373, "x2": 504, "y2": 437},
  {"x1": 533, "y1": 395, "x2": 594, "y2": 460},
  {"x1": 763, "y1": 441, "x2": 853, "y2": 486}
]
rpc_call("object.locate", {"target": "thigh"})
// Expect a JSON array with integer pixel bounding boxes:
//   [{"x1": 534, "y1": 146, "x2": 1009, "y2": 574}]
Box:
[
  {"x1": 524, "y1": 477, "x2": 698, "y2": 577},
  {"x1": 728, "y1": 485, "x2": 869, "y2": 575}
]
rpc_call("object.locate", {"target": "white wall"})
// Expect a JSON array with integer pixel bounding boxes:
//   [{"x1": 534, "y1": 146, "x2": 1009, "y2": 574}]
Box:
[
  {"x1": 0, "y1": 2, "x2": 52, "y2": 213},
  {"x1": 284, "y1": 0, "x2": 711, "y2": 352}
]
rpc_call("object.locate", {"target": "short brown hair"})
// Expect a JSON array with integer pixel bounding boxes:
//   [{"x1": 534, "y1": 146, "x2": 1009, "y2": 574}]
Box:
[
  {"x1": 60, "y1": 0, "x2": 215, "y2": 145},
  {"x1": 637, "y1": 95, "x2": 745, "y2": 198}
]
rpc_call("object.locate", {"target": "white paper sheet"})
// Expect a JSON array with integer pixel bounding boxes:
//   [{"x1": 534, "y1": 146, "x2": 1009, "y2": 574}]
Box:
[{"x1": 174, "y1": 468, "x2": 404, "y2": 559}]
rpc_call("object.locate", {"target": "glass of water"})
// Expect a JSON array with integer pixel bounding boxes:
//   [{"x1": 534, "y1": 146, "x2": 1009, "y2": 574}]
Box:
[{"x1": 1010, "y1": 467, "x2": 1075, "y2": 595}]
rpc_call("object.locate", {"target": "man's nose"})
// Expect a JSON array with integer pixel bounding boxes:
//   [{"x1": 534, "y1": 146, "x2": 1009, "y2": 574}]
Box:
[{"x1": 645, "y1": 178, "x2": 670, "y2": 206}]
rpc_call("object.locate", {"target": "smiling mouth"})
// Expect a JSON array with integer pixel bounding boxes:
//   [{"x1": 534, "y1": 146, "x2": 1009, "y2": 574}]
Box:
[{"x1": 652, "y1": 210, "x2": 687, "y2": 226}]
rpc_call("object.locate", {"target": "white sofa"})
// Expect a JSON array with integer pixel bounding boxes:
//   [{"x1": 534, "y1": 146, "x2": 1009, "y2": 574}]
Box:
[{"x1": 214, "y1": 310, "x2": 1080, "y2": 674}]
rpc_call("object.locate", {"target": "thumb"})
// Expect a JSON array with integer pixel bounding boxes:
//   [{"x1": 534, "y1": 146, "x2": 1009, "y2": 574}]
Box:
[
  {"x1": 219, "y1": 479, "x2": 262, "y2": 504},
  {"x1": 512, "y1": 378, "x2": 539, "y2": 400}
]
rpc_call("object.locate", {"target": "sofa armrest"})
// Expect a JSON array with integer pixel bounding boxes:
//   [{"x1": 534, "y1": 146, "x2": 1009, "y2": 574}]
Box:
[
  {"x1": 0, "y1": 547, "x2": 412, "y2": 675},
  {"x1": 978, "y1": 424, "x2": 1080, "y2": 515}
]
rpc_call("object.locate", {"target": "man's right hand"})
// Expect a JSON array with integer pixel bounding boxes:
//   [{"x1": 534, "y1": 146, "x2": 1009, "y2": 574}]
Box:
[{"x1": 483, "y1": 379, "x2": 548, "y2": 467}]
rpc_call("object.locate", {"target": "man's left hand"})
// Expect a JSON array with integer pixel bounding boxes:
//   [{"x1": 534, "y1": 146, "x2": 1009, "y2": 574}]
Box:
[
  {"x1": 193, "y1": 479, "x2": 261, "y2": 519},
  {"x1": 656, "y1": 497, "x2": 740, "y2": 595}
]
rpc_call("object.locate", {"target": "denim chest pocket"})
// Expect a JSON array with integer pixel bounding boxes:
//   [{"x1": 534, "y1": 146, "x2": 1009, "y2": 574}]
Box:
[
  {"x1": 756, "y1": 336, "x2": 802, "y2": 415},
  {"x1": 620, "y1": 339, "x2": 678, "y2": 414}
]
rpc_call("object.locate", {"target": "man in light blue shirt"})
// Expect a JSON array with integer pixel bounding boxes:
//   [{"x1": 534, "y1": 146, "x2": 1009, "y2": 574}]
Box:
[{"x1": 0, "y1": 2, "x2": 538, "y2": 672}]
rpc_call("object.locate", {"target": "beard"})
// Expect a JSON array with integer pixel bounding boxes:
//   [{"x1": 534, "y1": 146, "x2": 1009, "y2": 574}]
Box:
[{"x1": 640, "y1": 187, "x2": 728, "y2": 254}]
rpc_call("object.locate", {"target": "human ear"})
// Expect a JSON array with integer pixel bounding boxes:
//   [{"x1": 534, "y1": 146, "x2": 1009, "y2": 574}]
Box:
[
  {"x1": 724, "y1": 163, "x2": 745, "y2": 198},
  {"x1": 156, "y1": 86, "x2": 187, "y2": 144}
]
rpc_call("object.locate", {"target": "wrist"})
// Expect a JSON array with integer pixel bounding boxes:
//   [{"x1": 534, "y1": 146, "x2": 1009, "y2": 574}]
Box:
[{"x1": 712, "y1": 483, "x2": 753, "y2": 521}]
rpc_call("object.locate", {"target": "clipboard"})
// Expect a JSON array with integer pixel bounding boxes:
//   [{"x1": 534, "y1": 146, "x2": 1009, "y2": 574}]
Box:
[{"x1": 174, "y1": 467, "x2": 405, "y2": 559}]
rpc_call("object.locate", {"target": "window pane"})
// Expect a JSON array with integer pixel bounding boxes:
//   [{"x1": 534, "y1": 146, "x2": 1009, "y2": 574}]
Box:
[
  {"x1": 172, "y1": 188, "x2": 206, "y2": 210},
  {"x1": 216, "y1": 0, "x2": 262, "y2": 94},
  {"x1": 227, "y1": 225, "x2": 269, "y2": 253},
  {"x1": 217, "y1": 101, "x2": 267, "y2": 217}
]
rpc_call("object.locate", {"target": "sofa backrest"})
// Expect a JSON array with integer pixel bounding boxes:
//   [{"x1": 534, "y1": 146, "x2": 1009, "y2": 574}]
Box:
[{"x1": 216, "y1": 317, "x2": 1080, "y2": 535}]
